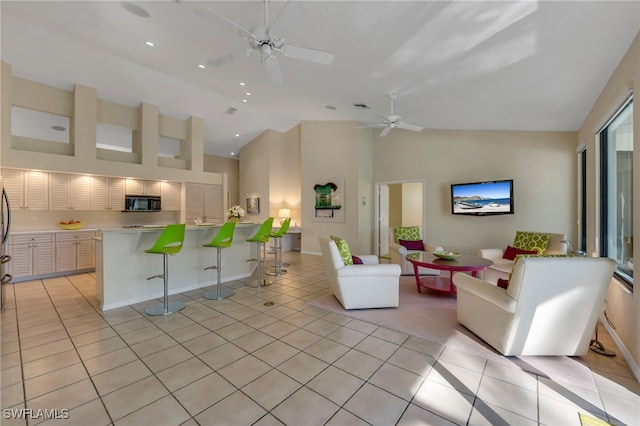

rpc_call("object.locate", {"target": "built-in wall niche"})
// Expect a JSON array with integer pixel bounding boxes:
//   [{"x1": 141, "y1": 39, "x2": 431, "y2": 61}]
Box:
[
  {"x1": 157, "y1": 135, "x2": 187, "y2": 170},
  {"x1": 96, "y1": 123, "x2": 133, "y2": 152},
  {"x1": 11, "y1": 106, "x2": 71, "y2": 147},
  {"x1": 96, "y1": 123, "x2": 139, "y2": 164},
  {"x1": 158, "y1": 135, "x2": 180, "y2": 158}
]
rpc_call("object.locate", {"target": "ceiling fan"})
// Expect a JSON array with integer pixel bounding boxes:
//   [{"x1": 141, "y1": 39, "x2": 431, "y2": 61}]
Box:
[
  {"x1": 361, "y1": 94, "x2": 425, "y2": 137},
  {"x1": 194, "y1": 1, "x2": 334, "y2": 85}
]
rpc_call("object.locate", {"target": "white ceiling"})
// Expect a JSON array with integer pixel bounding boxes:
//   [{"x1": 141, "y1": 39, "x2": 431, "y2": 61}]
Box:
[{"x1": 2, "y1": 1, "x2": 639, "y2": 158}]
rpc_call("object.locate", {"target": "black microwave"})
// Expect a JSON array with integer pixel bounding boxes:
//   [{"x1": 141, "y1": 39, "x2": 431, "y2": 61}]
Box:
[{"x1": 124, "y1": 195, "x2": 161, "y2": 212}]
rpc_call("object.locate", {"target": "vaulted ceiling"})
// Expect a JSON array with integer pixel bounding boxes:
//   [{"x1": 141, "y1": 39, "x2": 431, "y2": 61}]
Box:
[{"x1": 2, "y1": 1, "x2": 639, "y2": 158}]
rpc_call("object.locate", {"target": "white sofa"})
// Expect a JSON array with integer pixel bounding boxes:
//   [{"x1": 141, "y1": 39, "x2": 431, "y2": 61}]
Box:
[
  {"x1": 453, "y1": 256, "x2": 616, "y2": 356},
  {"x1": 476, "y1": 232, "x2": 567, "y2": 283},
  {"x1": 388, "y1": 226, "x2": 443, "y2": 276},
  {"x1": 319, "y1": 236, "x2": 401, "y2": 310}
]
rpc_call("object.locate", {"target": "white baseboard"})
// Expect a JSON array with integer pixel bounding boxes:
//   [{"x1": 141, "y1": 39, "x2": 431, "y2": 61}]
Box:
[
  {"x1": 601, "y1": 314, "x2": 640, "y2": 382},
  {"x1": 100, "y1": 273, "x2": 250, "y2": 311}
]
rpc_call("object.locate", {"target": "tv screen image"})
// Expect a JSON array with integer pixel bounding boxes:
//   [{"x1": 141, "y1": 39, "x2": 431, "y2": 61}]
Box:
[{"x1": 451, "y1": 180, "x2": 514, "y2": 216}]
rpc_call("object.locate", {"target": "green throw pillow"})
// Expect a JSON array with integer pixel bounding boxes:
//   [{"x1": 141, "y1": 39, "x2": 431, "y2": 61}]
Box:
[
  {"x1": 394, "y1": 226, "x2": 421, "y2": 243},
  {"x1": 513, "y1": 231, "x2": 550, "y2": 255},
  {"x1": 330, "y1": 235, "x2": 353, "y2": 265}
]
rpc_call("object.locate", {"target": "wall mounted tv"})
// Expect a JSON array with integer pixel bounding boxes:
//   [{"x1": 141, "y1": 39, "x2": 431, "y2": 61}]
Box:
[{"x1": 451, "y1": 179, "x2": 514, "y2": 216}]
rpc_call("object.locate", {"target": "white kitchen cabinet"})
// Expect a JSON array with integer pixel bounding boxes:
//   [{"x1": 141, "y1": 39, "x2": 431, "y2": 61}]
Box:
[
  {"x1": 185, "y1": 182, "x2": 223, "y2": 222},
  {"x1": 56, "y1": 232, "x2": 95, "y2": 273},
  {"x1": 91, "y1": 177, "x2": 125, "y2": 211},
  {"x1": 7, "y1": 234, "x2": 55, "y2": 280},
  {"x1": 90, "y1": 176, "x2": 107, "y2": 210},
  {"x1": 1, "y1": 168, "x2": 49, "y2": 211},
  {"x1": 161, "y1": 181, "x2": 181, "y2": 211},
  {"x1": 49, "y1": 173, "x2": 91, "y2": 210},
  {"x1": 125, "y1": 179, "x2": 161, "y2": 196}
]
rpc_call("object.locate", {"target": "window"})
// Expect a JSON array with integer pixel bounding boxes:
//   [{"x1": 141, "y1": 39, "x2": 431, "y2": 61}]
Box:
[{"x1": 600, "y1": 96, "x2": 633, "y2": 288}]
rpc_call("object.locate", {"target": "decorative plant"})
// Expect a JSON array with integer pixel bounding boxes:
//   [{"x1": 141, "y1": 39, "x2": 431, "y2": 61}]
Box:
[{"x1": 228, "y1": 205, "x2": 245, "y2": 219}]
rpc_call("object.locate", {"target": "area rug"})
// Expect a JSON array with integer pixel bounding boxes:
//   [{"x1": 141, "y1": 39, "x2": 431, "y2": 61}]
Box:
[{"x1": 308, "y1": 277, "x2": 597, "y2": 392}]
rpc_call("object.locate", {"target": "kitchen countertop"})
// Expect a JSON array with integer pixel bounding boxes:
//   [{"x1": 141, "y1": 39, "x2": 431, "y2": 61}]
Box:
[{"x1": 11, "y1": 222, "x2": 260, "y2": 235}]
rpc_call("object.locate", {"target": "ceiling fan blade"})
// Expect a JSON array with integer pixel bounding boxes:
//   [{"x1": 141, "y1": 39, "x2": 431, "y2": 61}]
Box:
[
  {"x1": 269, "y1": 0, "x2": 290, "y2": 31},
  {"x1": 379, "y1": 127, "x2": 392, "y2": 137},
  {"x1": 264, "y1": 55, "x2": 285, "y2": 85},
  {"x1": 280, "y1": 45, "x2": 334, "y2": 65},
  {"x1": 397, "y1": 122, "x2": 424, "y2": 132},
  {"x1": 357, "y1": 124, "x2": 386, "y2": 129},
  {"x1": 194, "y1": 6, "x2": 255, "y2": 41},
  {"x1": 207, "y1": 49, "x2": 254, "y2": 67},
  {"x1": 269, "y1": 0, "x2": 307, "y2": 36}
]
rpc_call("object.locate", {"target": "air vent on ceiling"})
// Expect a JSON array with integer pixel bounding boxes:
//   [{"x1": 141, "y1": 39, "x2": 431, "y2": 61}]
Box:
[
  {"x1": 225, "y1": 107, "x2": 238, "y2": 115},
  {"x1": 353, "y1": 103, "x2": 370, "y2": 110}
]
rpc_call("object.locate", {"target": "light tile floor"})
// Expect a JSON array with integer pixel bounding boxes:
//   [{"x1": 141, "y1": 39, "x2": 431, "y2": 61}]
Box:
[{"x1": 1, "y1": 252, "x2": 639, "y2": 426}]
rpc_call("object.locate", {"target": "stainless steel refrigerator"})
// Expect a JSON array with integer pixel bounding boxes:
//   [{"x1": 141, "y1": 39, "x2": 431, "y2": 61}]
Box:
[{"x1": 1, "y1": 186, "x2": 12, "y2": 309}]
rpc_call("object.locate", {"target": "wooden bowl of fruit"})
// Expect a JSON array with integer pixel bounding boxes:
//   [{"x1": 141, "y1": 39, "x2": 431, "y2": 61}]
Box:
[{"x1": 57, "y1": 220, "x2": 86, "y2": 230}]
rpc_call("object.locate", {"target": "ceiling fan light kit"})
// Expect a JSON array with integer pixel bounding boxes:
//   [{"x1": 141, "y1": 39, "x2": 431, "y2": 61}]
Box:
[{"x1": 194, "y1": 0, "x2": 334, "y2": 85}]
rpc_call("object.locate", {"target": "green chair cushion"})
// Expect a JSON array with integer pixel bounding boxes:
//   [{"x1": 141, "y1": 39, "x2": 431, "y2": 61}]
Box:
[
  {"x1": 203, "y1": 222, "x2": 235, "y2": 248},
  {"x1": 144, "y1": 224, "x2": 185, "y2": 255},
  {"x1": 330, "y1": 235, "x2": 353, "y2": 265},
  {"x1": 512, "y1": 231, "x2": 550, "y2": 255},
  {"x1": 394, "y1": 226, "x2": 421, "y2": 243}
]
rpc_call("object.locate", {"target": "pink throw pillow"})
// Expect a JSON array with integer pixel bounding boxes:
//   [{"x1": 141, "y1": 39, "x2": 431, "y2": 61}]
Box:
[
  {"x1": 497, "y1": 278, "x2": 510, "y2": 289},
  {"x1": 399, "y1": 239, "x2": 425, "y2": 251},
  {"x1": 352, "y1": 255, "x2": 363, "y2": 264}
]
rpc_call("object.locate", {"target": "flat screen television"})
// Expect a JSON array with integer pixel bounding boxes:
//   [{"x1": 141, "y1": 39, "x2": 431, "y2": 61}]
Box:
[{"x1": 451, "y1": 179, "x2": 514, "y2": 216}]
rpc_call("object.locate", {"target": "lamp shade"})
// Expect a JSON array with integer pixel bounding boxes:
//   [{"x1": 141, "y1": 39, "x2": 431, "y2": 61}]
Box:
[{"x1": 278, "y1": 208, "x2": 291, "y2": 219}]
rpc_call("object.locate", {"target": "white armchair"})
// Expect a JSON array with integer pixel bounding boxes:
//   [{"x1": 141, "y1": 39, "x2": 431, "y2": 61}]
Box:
[
  {"x1": 388, "y1": 226, "x2": 443, "y2": 275},
  {"x1": 453, "y1": 256, "x2": 616, "y2": 356},
  {"x1": 476, "y1": 232, "x2": 567, "y2": 283},
  {"x1": 319, "y1": 236, "x2": 401, "y2": 310}
]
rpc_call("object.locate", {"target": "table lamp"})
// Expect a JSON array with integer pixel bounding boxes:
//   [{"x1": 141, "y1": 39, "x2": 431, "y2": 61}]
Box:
[{"x1": 278, "y1": 208, "x2": 291, "y2": 225}]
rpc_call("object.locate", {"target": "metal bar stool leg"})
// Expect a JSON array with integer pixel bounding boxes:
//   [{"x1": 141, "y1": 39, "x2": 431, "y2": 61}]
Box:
[
  {"x1": 256, "y1": 241, "x2": 272, "y2": 286},
  {"x1": 266, "y1": 237, "x2": 280, "y2": 276},
  {"x1": 203, "y1": 247, "x2": 234, "y2": 300},
  {"x1": 145, "y1": 253, "x2": 185, "y2": 316}
]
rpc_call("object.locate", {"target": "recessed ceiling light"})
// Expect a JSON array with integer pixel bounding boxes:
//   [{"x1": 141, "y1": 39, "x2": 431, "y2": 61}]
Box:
[
  {"x1": 354, "y1": 103, "x2": 370, "y2": 110},
  {"x1": 145, "y1": 41, "x2": 154, "y2": 47},
  {"x1": 235, "y1": 134, "x2": 240, "y2": 137},
  {"x1": 231, "y1": 152, "x2": 235, "y2": 156},
  {"x1": 239, "y1": 82, "x2": 246, "y2": 86},
  {"x1": 51, "y1": 125, "x2": 66, "y2": 131},
  {"x1": 122, "y1": 2, "x2": 150, "y2": 18},
  {"x1": 198, "y1": 64, "x2": 205, "y2": 69},
  {"x1": 245, "y1": 92, "x2": 251, "y2": 96},
  {"x1": 325, "y1": 105, "x2": 337, "y2": 110},
  {"x1": 242, "y1": 99, "x2": 248, "y2": 103}
]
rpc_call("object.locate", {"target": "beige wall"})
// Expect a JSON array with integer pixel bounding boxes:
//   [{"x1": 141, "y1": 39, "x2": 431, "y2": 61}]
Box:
[
  {"x1": 388, "y1": 184, "x2": 402, "y2": 227},
  {"x1": 402, "y1": 182, "x2": 423, "y2": 226},
  {"x1": 1, "y1": 63, "x2": 222, "y2": 185},
  {"x1": 239, "y1": 130, "x2": 274, "y2": 223},
  {"x1": 238, "y1": 126, "x2": 302, "y2": 228},
  {"x1": 204, "y1": 154, "x2": 239, "y2": 208},
  {"x1": 579, "y1": 31, "x2": 639, "y2": 377},
  {"x1": 373, "y1": 129, "x2": 577, "y2": 253},
  {"x1": 300, "y1": 121, "x2": 370, "y2": 254}
]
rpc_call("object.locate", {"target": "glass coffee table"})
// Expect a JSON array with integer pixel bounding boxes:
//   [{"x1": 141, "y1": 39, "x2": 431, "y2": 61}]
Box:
[{"x1": 406, "y1": 252, "x2": 493, "y2": 295}]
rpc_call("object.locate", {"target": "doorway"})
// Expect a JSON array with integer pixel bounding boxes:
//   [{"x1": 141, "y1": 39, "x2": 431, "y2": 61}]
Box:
[{"x1": 374, "y1": 180, "x2": 425, "y2": 257}]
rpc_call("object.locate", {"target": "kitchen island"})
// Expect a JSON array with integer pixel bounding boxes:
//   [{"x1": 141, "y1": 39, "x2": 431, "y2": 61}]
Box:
[{"x1": 96, "y1": 223, "x2": 259, "y2": 311}]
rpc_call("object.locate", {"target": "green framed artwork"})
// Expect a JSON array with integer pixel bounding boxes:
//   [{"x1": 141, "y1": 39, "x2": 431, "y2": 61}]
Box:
[{"x1": 312, "y1": 177, "x2": 344, "y2": 222}]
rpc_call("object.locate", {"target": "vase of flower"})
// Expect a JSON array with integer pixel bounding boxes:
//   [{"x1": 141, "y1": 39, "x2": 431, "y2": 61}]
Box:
[{"x1": 228, "y1": 205, "x2": 245, "y2": 223}]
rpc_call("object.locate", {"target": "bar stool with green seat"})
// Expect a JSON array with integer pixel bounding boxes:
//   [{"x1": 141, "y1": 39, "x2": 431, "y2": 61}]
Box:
[
  {"x1": 202, "y1": 222, "x2": 236, "y2": 300},
  {"x1": 266, "y1": 217, "x2": 291, "y2": 276},
  {"x1": 246, "y1": 217, "x2": 274, "y2": 287},
  {"x1": 144, "y1": 223, "x2": 186, "y2": 316}
]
